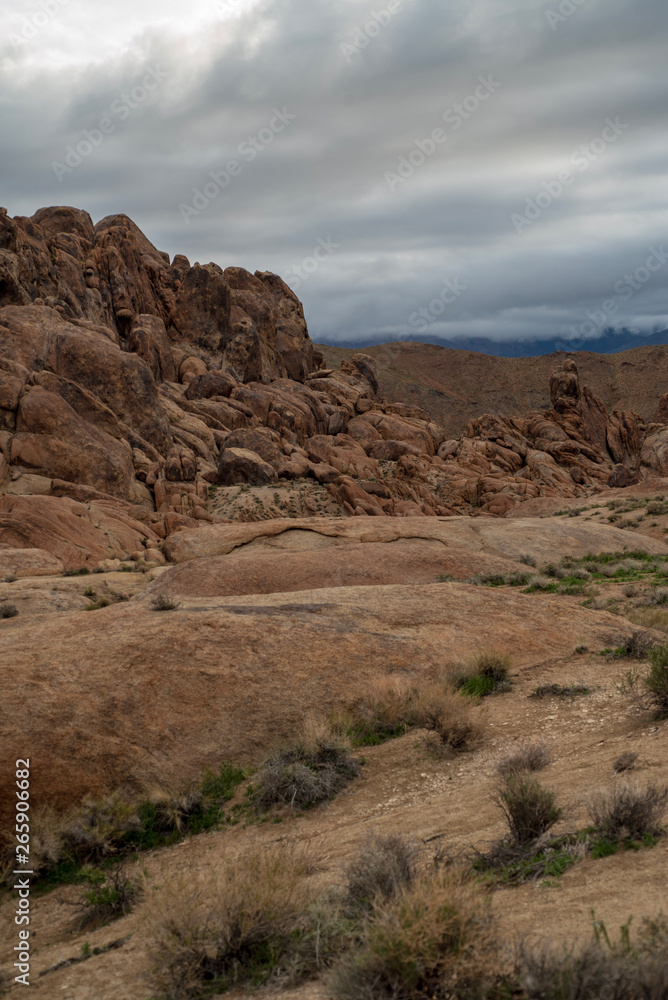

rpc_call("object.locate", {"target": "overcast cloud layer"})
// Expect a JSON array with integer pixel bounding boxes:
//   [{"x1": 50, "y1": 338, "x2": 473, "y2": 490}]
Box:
[{"x1": 1, "y1": 0, "x2": 667, "y2": 349}]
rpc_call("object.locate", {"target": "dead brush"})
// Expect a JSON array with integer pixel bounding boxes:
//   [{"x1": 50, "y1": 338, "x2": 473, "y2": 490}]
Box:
[
  {"x1": 496, "y1": 743, "x2": 551, "y2": 778},
  {"x1": 252, "y1": 719, "x2": 361, "y2": 811},
  {"x1": 588, "y1": 780, "x2": 668, "y2": 842},
  {"x1": 146, "y1": 844, "x2": 319, "y2": 998},
  {"x1": 61, "y1": 791, "x2": 141, "y2": 862},
  {"x1": 344, "y1": 833, "x2": 418, "y2": 914},
  {"x1": 332, "y1": 676, "x2": 413, "y2": 746}
]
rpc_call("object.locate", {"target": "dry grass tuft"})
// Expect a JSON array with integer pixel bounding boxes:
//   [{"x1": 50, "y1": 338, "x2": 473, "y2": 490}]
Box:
[
  {"x1": 408, "y1": 678, "x2": 484, "y2": 753},
  {"x1": 330, "y1": 872, "x2": 496, "y2": 1000},
  {"x1": 496, "y1": 743, "x2": 551, "y2": 778},
  {"x1": 146, "y1": 844, "x2": 320, "y2": 998}
]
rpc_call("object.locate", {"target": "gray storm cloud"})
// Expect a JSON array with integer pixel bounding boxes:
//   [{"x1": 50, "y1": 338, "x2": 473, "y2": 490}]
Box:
[{"x1": 1, "y1": 0, "x2": 667, "y2": 349}]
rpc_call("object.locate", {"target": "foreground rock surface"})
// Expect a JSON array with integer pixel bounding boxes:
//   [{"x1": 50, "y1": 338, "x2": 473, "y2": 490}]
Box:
[{"x1": 0, "y1": 580, "x2": 657, "y2": 826}]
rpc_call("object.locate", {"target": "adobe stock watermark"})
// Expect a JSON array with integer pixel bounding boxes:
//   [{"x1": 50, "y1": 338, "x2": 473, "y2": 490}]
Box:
[
  {"x1": 566, "y1": 246, "x2": 668, "y2": 345},
  {"x1": 341, "y1": 0, "x2": 415, "y2": 64},
  {"x1": 545, "y1": 0, "x2": 590, "y2": 31},
  {"x1": 9, "y1": 0, "x2": 69, "y2": 49},
  {"x1": 178, "y1": 108, "x2": 296, "y2": 224},
  {"x1": 283, "y1": 237, "x2": 341, "y2": 292},
  {"x1": 408, "y1": 276, "x2": 469, "y2": 334},
  {"x1": 51, "y1": 66, "x2": 169, "y2": 181},
  {"x1": 511, "y1": 117, "x2": 629, "y2": 234},
  {"x1": 384, "y1": 75, "x2": 502, "y2": 191}
]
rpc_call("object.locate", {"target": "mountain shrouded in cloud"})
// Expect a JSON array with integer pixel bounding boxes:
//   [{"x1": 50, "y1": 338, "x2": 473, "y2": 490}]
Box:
[{"x1": 1, "y1": 0, "x2": 668, "y2": 352}]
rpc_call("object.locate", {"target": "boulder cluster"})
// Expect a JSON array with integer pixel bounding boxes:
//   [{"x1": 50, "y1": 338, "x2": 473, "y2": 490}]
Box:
[{"x1": 1, "y1": 206, "x2": 668, "y2": 569}]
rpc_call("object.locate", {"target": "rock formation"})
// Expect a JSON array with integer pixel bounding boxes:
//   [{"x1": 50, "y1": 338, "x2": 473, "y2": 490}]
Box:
[{"x1": 2, "y1": 206, "x2": 668, "y2": 571}]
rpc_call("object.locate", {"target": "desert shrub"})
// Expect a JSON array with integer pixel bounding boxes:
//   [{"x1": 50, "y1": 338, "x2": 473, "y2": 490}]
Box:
[
  {"x1": 457, "y1": 650, "x2": 511, "y2": 698},
  {"x1": 252, "y1": 738, "x2": 361, "y2": 810},
  {"x1": 344, "y1": 834, "x2": 418, "y2": 913},
  {"x1": 519, "y1": 554, "x2": 537, "y2": 567},
  {"x1": 647, "y1": 501, "x2": 667, "y2": 516},
  {"x1": 542, "y1": 563, "x2": 567, "y2": 579},
  {"x1": 473, "y1": 833, "x2": 585, "y2": 886},
  {"x1": 146, "y1": 844, "x2": 320, "y2": 997},
  {"x1": 525, "y1": 575, "x2": 556, "y2": 592},
  {"x1": 645, "y1": 588, "x2": 668, "y2": 606},
  {"x1": 0, "y1": 603, "x2": 18, "y2": 619},
  {"x1": 330, "y1": 874, "x2": 494, "y2": 1000},
  {"x1": 75, "y1": 862, "x2": 143, "y2": 928},
  {"x1": 408, "y1": 679, "x2": 483, "y2": 753},
  {"x1": 612, "y1": 751, "x2": 638, "y2": 774},
  {"x1": 496, "y1": 743, "x2": 551, "y2": 778},
  {"x1": 151, "y1": 594, "x2": 180, "y2": 612},
  {"x1": 495, "y1": 774, "x2": 562, "y2": 846},
  {"x1": 588, "y1": 781, "x2": 668, "y2": 843},
  {"x1": 645, "y1": 644, "x2": 668, "y2": 712},
  {"x1": 520, "y1": 913, "x2": 668, "y2": 999},
  {"x1": 61, "y1": 791, "x2": 142, "y2": 863},
  {"x1": 335, "y1": 677, "x2": 412, "y2": 746}
]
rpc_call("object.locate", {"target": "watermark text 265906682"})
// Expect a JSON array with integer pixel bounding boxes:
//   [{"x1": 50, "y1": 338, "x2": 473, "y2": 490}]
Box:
[{"x1": 14, "y1": 759, "x2": 32, "y2": 987}]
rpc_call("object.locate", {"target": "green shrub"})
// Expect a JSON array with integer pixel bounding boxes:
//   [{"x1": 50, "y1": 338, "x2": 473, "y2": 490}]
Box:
[
  {"x1": 646, "y1": 644, "x2": 668, "y2": 712},
  {"x1": 457, "y1": 651, "x2": 511, "y2": 699},
  {"x1": 76, "y1": 862, "x2": 143, "y2": 928}
]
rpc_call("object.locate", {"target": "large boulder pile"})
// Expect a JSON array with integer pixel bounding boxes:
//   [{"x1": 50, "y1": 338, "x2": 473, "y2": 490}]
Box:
[{"x1": 3, "y1": 206, "x2": 668, "y2": 571}]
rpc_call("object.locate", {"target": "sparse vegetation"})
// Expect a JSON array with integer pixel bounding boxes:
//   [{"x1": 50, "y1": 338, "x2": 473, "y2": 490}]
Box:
[
  {"x1": 251, "y1": 737, "x2": 361, "y2": 811},
  {"x1": 645, "y1": 644, "x2": 668, "y2": 712},
  {"x1": 588, "y1": 780, "x2": 668, "y2": 845},
  {"x1": 519, "y1": 912, "x2": 668, "y2": 999},
  {"x1": 456, "y1": 650, "x2": 512, "y2": 698},
  {"x1": 330, "y1": 873, "x2": 495, "y2": 1000},
  {"x1": 74, "y1": 862, "x2": 143, "y2": 928},
  {"x1": 146, "y1": 844, "x2": 331, "y2": 998},
  {"x1": 344, "y1": 834, "x2": 417, "y2": 914},
  {"x1": 332, "y1": 677, "x2": 412, "y2": 746},
  {"x1": 0, "y1": 603, "x2": 18, "y2": 619},
  {"x1": 496, "y1": 742, "x2": 551, "y2": 777},
  {"x1": 495, "y1": 773, "x2": 562, "y2": 846}
]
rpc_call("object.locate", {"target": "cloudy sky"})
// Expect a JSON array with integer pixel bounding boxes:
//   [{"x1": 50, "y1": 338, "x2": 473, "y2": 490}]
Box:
[{"x1": 1, "y1": 0, "x2": 667, "y2": 350}]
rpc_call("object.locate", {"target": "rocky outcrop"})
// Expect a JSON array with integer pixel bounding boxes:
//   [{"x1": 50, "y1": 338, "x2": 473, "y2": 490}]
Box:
[{"x1": 4, "y1": 206, "x2": 668, "y2": 570}]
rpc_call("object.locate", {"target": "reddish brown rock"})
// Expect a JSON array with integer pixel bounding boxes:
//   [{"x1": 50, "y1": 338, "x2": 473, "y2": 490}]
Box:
[{"x1": 217, "y1": 447, "x2": 278, "y2": 486}]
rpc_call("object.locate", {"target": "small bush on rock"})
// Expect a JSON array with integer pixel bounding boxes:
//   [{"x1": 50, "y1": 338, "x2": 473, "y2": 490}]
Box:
[
  {"x1": 646, "y1": 644, "x2": 668, "y2": 712},
  {"x1": 0, "y1": 603, "x2": 18, "y2": 619}
]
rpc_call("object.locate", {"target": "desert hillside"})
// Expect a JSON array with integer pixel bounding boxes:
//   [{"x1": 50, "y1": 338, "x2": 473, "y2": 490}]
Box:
[
  {"x1": 1, "y1": 208, "x2": 667, "y2": 1000},
  {"x1": 319, "y1": 341, "x2": 668, "y2": 439}
]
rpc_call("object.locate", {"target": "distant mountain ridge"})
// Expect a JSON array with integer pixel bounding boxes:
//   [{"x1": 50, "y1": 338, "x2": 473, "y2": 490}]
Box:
[
  {"x1": 322, "y1": 328, "x2": 668, "y2": 359},
  {"x1": 318, "y1": 339, "x2": 668, "y2": 439}
]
